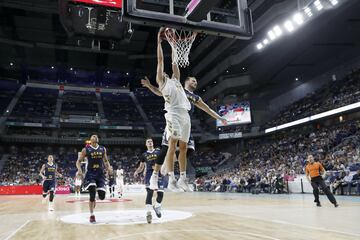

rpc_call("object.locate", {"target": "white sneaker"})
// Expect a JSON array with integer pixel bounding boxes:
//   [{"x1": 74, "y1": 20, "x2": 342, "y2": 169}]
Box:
[
  {"x1": 48, "y1": 202, "x2": 54, "y2": 211},
  {"x1": 177, "y1": 178, "x2": 192, "y2": 192},
  {"x1": 167, "y1": 177, "x2": 184, "y2": 192},
  {"x1": 149, "y1": 174, "x2": 159, "y2": 190},
  {"x1": 146, "y1": 211, "x2": 152, "y2": 224}
]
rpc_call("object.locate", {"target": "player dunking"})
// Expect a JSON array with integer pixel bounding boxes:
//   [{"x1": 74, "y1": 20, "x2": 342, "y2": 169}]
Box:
[
  {"x1": 148, "y1": 28, "x2": 192, "y2": 191},
  {"x1": 39, "y1": 155, "x2": 62, "y2": 211},
  {"x1": 134, "y1": 138, "x2": 164, "y2": 224},
  {"x1": 141, "y1": 76, "x2": 227, "y2": 191},
  {"x1": 76, "y1": 134, "x2": 112, "y2": 223},
  {"x1": 116, "y1": 168, "x2": 124, "y2": 198}
]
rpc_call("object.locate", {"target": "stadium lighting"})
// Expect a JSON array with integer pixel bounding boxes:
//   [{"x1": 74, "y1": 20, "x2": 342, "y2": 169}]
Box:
[
  {"x1": 256, "y1": 43, "x2": 264, "y2": 50},
  {"x1": 293, "y1": 13, "x2": 304, "y2": 25},
  {"x1": 267, "y1": 30, "x2": 276, "y2": 40},
  {"x1": 51, "y1": 66, "x2": 54, "y2": 69},
  {"x1": 10, "y1": 62, "x2": 14, "y2": 66},
  {"x1": 284, "y1": 21, "x2": 295, "y2": 32},
  {"x1": 329, "y1": 0, "x2": 338, "y2": 6},
  {"x1": 126, "y1": 72, "x2": 129, "y2": 75},
  {"x1": 273, "y1": 26, "x2": 283, "y2": 37},
  {"x1": 265, "y1": 101, "x2": 360, "y2": 133},
  {"x1": 263, "y1": 38, "x2": 269, "y2": 45},
  {"x1": 314, "y1": 0, "x2": 323, "y2": 11},
  {"x1": 107, "y1": 70, "x2": 111, "y2": 74},
  {"x1": 295, "y1": 77, "x2": 299, "y2": 81},
  {"x1": 70, "y1": 67, "x2": 73, "y2": 71},
  {"x1": 304, "y1": 7, "x2": 313, "y2": 17}
]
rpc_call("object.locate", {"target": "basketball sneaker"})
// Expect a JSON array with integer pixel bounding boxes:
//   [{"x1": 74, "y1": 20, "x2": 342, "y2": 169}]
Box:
[
  {"x1": 48, "y1": 202, "x2": 54, "y2": 211},
  {"x1": 153, "y1": 205, "x2": 162, "y2": 218},
  {"x1": 149, "y1": 174, "x2": 159, "y2": 190},
  {"x1": 146, "y1": 211, "x2": 152, "y2": 224},
  {"x1": 177, "y1": 177, "x2": 192, "y2": 192},
  {"x1": 90, "y1": 215, "x2": 96, "y2": 223},
  {"x1": 167, "y1": 177, "x2": 184, "y2": 192},
  {"x1": 316, "y1": 202, "x2": 321, "y2": 207},
  {"x1": 334, "y1": 203, "x2": 339, "y2": 208}
]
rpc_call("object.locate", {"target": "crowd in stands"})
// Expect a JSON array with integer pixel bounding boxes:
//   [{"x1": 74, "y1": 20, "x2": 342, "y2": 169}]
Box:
[
  {"x1": 266, "y1": 70, "x2": 360, "y2": 128},
  {"x1": 6, "y1": 127, "x2": 52, "y2": 137},
  {"x1": 194, "y1": 119, "x2": 360, "y2": 195},
  {"x1": 10, "y1": 87, "x2": 57, "y2": 124},
  {"x1": 102, "y1": 92, "x2": 142, "y2": 125}
]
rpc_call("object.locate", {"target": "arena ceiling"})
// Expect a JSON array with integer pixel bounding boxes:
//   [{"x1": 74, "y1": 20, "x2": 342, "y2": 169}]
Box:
[{"x1": 0, "y1": 0, "x2": 359, "y2": 96}]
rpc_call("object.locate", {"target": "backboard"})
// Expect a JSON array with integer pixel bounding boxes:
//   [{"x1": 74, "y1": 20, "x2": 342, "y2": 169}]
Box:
[{"x1": 122, "y1": 0, "x2": 253, "y2": 40}]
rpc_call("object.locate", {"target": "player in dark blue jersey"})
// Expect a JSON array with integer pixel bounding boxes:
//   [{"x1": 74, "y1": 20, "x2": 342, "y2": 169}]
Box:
[
  {"x1": 39, "y1": 154, "x2": 62, "y2": 211},
  {"x1": 108, "y1": 168, "x2": 116, "y2": 198},
  {"x1": 134, "y1": 138, "x2": 164, "y2": 224},
  {"x1": 76, "y1": 134, "x2": 112, "y2": 223},
  {"x1": 141, "y1": 76, "x2": 227, "y2": 191}
]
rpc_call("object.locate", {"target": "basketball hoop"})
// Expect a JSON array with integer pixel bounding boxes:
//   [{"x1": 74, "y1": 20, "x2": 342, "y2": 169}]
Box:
[{"x1": 164, "y1": 29, "x2": 197, "y2": 68}]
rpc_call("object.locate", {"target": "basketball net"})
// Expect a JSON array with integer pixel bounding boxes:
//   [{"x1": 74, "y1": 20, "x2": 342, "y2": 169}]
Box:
[{"x1": 165, "y1": 29, "x2": 197, "y2": 68}]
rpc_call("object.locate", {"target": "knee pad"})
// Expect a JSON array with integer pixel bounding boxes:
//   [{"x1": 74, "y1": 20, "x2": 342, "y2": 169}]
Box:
[
  {"x1": 156, "y1": 191, "x2": 164, "y2": 204},
  {"x1": 89, "y1": 186, "x2": 96, "y2": 202},
  {"x1": 49, "y1": 191, "x2": 55, "y2": 202},
  {"x1": 156, "y1": 146, "x2": 168, "y2": 165},
  {"x1": 98, "y1": 190, "x2": 106, "y2": 200},
  {"x1": 146, "y1": 188, "x2": 154, "y2": 205}
]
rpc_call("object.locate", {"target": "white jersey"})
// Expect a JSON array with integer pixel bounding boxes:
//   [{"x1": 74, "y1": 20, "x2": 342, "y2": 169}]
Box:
[
  {"x1": 116, "y1": 169, "x2": 124, "y2": 182},
  {"x1": 160, "y1": 77, "x2": 191, "y2": 113}
]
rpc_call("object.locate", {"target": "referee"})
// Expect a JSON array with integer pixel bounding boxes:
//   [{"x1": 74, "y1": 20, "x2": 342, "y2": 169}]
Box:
[{"x1": 305, "y1": 154, "x2": 338, "y2": 207}]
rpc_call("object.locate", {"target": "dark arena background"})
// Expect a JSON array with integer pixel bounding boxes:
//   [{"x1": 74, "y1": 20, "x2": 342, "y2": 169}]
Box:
[{"x1": 0, "y1": 0, "x2": 360, "y2": 239}]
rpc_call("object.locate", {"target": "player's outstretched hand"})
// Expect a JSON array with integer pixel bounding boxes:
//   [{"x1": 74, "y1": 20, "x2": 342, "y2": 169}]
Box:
[
  {"x1": 220, "y1": 117, "x2": 228, "y2": 125},
  {"x1": 141, "y1": 76, "x2": 150, "y2": 88}
]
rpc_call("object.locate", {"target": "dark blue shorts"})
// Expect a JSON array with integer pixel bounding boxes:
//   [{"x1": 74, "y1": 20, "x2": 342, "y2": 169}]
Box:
[
  {"x1": 43, "y1": 180, "x2": 56, "y2": 193},
  {"x1": 145, "y1": 171, "x2": 164, "y2": 192},
  {"x1": 84, "y1": 170, "x2": 106, "y2": 192},
  {"x1": 108, "y1": 179, "x2": 116, "y2": 187}
]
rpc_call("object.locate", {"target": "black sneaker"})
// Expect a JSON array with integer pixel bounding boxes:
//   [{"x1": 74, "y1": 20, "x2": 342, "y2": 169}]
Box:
[
  {"x1": 146, "y1": 211, "x2": 152, "y2": 224},
  {"x1": 153, "y1": 205, "x2": 162, "y2": 218},
  {"x1": 334, "y1": 203, "x2": 339, "y2": 208},
  {"x1": 316, "y1": 202, "x2": 322, "y2": 207}
]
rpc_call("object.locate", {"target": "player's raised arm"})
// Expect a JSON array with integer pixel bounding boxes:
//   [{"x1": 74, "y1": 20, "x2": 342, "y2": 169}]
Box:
[
  {"x1": 156, "y1": 28, "x2": 165, "y2": 87},
  {"x1": 195, "y1": 99, "x2": 227, "y2": 125},
  {"x1": 171, "y1": 48, "x2": 180, "y2": 81},
  {"x1": 76, "y1": 148, "x2": 86, "y2": 175},
  {"x1": 141, "y1": 76, "x2": 163, "y2": 97}
]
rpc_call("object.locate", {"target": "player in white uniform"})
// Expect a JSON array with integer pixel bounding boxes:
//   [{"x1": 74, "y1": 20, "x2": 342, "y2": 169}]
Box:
[
  {"x1": 116, "y1": 169, "x2": 124, "y2": 198},
  {"x1": 149, "y1": 28, "x2": 192, "y2": 191},
  {"x1": 74, "y1": 171, "x2": 82, "y2": 198}
]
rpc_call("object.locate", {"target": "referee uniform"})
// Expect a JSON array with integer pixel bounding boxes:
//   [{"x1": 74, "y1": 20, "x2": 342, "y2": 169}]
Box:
[{"x1": 305, "y1": 161, "x2": 338, "y2": 207}]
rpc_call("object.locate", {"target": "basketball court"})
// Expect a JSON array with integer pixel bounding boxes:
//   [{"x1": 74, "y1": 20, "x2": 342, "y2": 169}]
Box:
[{"x1": 0, "y1": 192, "x2": 359, "y2": 240}]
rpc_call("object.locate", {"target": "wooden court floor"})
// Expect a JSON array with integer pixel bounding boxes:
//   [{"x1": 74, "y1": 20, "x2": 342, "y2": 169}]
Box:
[{"x1": 0, "y1": 192, "x2": 359, "y2": 240}]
